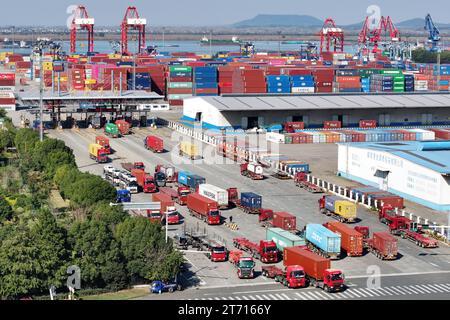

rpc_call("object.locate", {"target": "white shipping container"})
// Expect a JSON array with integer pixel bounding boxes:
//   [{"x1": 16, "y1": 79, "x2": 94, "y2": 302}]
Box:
[
  {"x1": 198, "y1": 184, "x2": 228, "y2": 207},
  {"x1": 0, "y1": 104, "x2": 16, "y2": 111},
  {"x1": 291, "y1": 87, "x2": 315, "y2": 93},
  {"x1": 248, "y1": 163, "x2": 263, "y2": 175},
  {"x1": 266, "y1": 132, "x2": 285, "y2": 144}
]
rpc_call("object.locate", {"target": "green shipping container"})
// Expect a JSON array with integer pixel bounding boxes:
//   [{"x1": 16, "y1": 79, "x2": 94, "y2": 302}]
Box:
[
  {"x1": 168, "y1": 82, "x2": 193, "y2": 89},
  {"x1": 167, "y1": 94, "x2": 193, "y2": 100},
  {"x1": 169, "y1": 66, "x2": 192, "y2": 72},
  {"x1": 359, "y1": 69, "x2": 380, "y2": 78},
  {"x1": 105, "y1": 123, "x2": 119, "y2": 136},
  {"x1": 266, "y1": 228, "x2": 306, "y2": 251},
  {"x1": 379, "y1": 69, "x2": 402, "y2": 76}
]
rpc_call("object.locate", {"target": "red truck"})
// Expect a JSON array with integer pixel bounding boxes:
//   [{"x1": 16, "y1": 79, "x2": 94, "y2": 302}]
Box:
[
  {"x1": 284, "y1": 247, "x2": 345, "y2": 293},
  {"x1": 155, "y1": 165, "x2": 177, "y2": 183},
  {"x1": 186, "y1": 193, "x2": 221, "y2": 225},
  {"x1": 122, "y1": 162, "x2": 145, "y2": 172},
  {"x1": 115, "y1": 120, "x2": 131, "y2": 135},
  {"x1": 366, "y1": 232, "x2": 398, "y2": 260},
  {"x1": 294, "y1": 172, "x2": 323, "y2": 193},
  {"x1": 206, "y1": 241, "x2": 228, "y2": 262},
  {"x1": 152, "y1": 193, "x2": 180, "y2": 225},
  {"x1": 354, "y1": 226, "x2": 370, "y2": 239},
  {"x1": 131, "y1": 169, "x2": 157, "y2": 193},
  {"x1": 259, "y1": 210, "x2": 298, "y2": 232},
  {"x1": 233, "y1": 238, "x2": 279, "y2": 263},
  {"x1": 240, "y1": 162, "x2": 264, "y2": 180},
  {"x1": 229, "y1": 251, "x2": 256, "y2": 279},
  {"x1": 95, "y1": 136, "x2": 111, "y2": 154},
  {"x1": 159, "y1": 186, "x2": 191, "y2": 206},
  {"x1": 261, "y1": 265, "x2": 307, "y2": 288},
  {"x1": 324, "y1": 221, "x2": 364, "y2": 257},
  {"x1": 145, "y1": 135, "x2": 164, "y2": 153}
]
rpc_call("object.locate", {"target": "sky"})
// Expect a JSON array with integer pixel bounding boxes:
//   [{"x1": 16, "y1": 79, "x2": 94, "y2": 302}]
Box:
[{"x1": 0, "y1": 0, "x2": 449, "y2": 26}]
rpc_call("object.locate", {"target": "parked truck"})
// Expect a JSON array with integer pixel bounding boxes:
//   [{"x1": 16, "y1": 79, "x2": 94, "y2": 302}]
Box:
[
  {"x1": 227, "y1": 188, "x2": 262, "y2": 214},
  {"x1": 121, "y1": 162, "x2": 145, "y2": 172},
  {"x1": 179, "y1": 141, "x2": 201, "y2": 160},
  {"x1": 178, "y1": 171, "x2": 206, "y2": 191},
  {"x1": 367, "y1": 232, "x2": 398, "y2": 260},
  {"x1": 233, "y1": 238, "x2": 279, "y2": 263},
  {"x1": 283, "y1": 247, "x2": 345, "y2": 293},
  {"x1": 294, "y1": 172, "x2": 323, "y2": 193},
  {"x1": 154, "y1": 171, "x2": 167, "y2": 188},
  {"x1": 198, "y1": 184, "x2": 229, "y2": 209},
  {"x1": 89, "y1": 144, "x2": 109, "y2": 163},
  {"x1": 259, "y1": 210, "x2": 298, "y2": 232},
  {"x1": 180, "y1": 226, "x2": 228, "y2": 262},
  {"x1": 229, "y1": 251, "x2": 256, "y2": 279},
  {"x1": 115, "y1": 119, "x2": 131, "y2": 135},
  {"x1": 145, "y1": 135, "x2": 164, "y2": 153},
  {"x1": 319, "y1": 195, "x2": 357, "y2": 223},
  {"x1": 240, "y1": 162, "x2": 264, "y2": 180},
  {"x1": 116, "y1": 189, "x2": 131, "y2": 203},
  {"x1": 159, "y1": 186, "x2": 191, "y2": 206},
  {"x1": 131, "y1": 169, "x2": 157, "y2": 193},
  {"x1": 186, "y1": 193, "x2": 221, "y2": 225},
  {"x1": 96, "y1": 136, "x2": 111, "y2": 154},
  {"x1": 105, "y1": 123, "x2": 120, "y2": 138},
  {"x1": 323, "y1": 221, "x2": 363, "y2": 257},
  {"x1": 305, "y1": 224, "x2": 341, "y2": 259},
  {"x1": 152, "y1": 193, "x2": 180, "y2": 225},
  {"x1": 155, "y1": 165, "x2": 177, "y2": 183},
  {"x1": 261, "y1": 265, "x2": 307, "y2": 289},
  {"x1": 266, "y1": 227, "x2": 306, "y2": 253}
]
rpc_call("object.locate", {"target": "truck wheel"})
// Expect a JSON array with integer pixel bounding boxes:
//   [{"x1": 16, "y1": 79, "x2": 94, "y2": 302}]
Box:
[
  {"x1": 169, "y1": 287, "x2": 174, "y2": 293},
  {"x1": 324, "y1": 285, "x2": 329, "y2": 292}
]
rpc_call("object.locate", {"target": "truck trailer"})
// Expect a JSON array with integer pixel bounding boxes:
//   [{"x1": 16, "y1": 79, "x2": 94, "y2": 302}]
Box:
[
  {"x1": 186, "y1": 193, "x2": 221, "y2": 225},
  {"x1": 233, "y1": 238, "x2": 279, "y2": 263},
  {"x1": 145, "y1": 135, "x2": 164, "y2": 153},
  {"x1": 89, "y1": 144, "x2": 109, "y2": 163},
  {"x1": 323, "y1": 221, "x2": 363, "y2": 257},
  {"x1": 319, "y1": 195, "x2": 357, "y2": 223},
  {"x1": 198, "y1": 184, "x2": 229, "y2": 209},
  {"x1": 261, "y1": 265, "x2": 307, "y2": 288},
  {"x1": 266, "y1": 227, "x2": 306, "y2": 252},
  {"x1": 367, "y1": 232, "x2": 398, "y2": 260},
  {"x1": 305, "y1": 224, "x2": 341, "y2": 259},
  {"x1": 131, "y1": 169, "x2": 157, "y2": 193}
]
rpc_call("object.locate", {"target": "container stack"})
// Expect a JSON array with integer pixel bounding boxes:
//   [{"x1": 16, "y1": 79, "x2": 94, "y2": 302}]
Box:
[
  {"x1": 426, "y1": 65, "x2": 450, "y2": 91},
  {"x1": 232, "y1": 69, "x2": 266, "y2": 94},
  {"x1": 194, "y1": 66, "x2": 218, "y2": 96},
  {"x1": 147, "y1": 65, "x2": 166, "y2": 96},
  {"x1": 334, "y1": 70, "x2": 361, "y2": 92},
  {"x1": 379, "y1": 70, "x2": 405, "y2": 93},
  {"x1": 414, "y1": 74, "x2": 429, "y2": 91},
  {"x1": 71, "y1": 66, "x2": 85, "y2": 91},
  {"x1": 103, "y1": 67, "x2": 128, "y2": 91},
  {"x1": 370, "y1": 74, "x2": 393, "y2": 92},
  {"x1": 313, "y1": 69, "x2": 334, "y2": 93},
  {"x1": 218, "y1": 66, "x2": 234, "y2": 94},
  {"x1": 127, "y1": 70, "x2": 151, "y2": 91},
  {"x1": 0, "y1": 91, "x2": 16, "y2": 111},
  {"x1": 266, "y1": 75, "x2": 291, "y2": 93},
  {"x1": 291, "y1": 75, "x2": 315, "y2": 93},
  {"x1": 404, "y1": 74, "x2": 414, "y2": 92},
  {"x1": 167, "y1": 66, "x2": 193, "y2": 106},
  {"x1": 0, "y1": 73, "x2": 15, "y2": 90}
]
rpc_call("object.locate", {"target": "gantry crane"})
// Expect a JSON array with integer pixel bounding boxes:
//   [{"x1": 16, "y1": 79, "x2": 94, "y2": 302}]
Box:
[
  {"x1": 121, "y1": 6, "x2": 147, "y2": 55},
  {"x1": 424, "y1": 14, "x2": 441, "y2": 52},
  {"x1": 319, "y1": 18, "x2": 344, "y2": 55},
  {"x1": 70, "y1": 5, "x2": 94, "y2": 53},
  {"x1": 358, "y1": 16, "x2": 400, "y2": 54}
]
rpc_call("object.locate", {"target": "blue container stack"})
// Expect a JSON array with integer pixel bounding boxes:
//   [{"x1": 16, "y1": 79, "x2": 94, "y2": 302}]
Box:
[
  {"x1": 194, "y1": 66, "x2": 218, "y2": 96},
  {"x1": 404, "y1": 74, "x2": 414, "y2": 92},
  {"x1": 266, "y1": 75, "x2": 291, "y2": 93},
  {"x1": 433, "y1": 65, "x2": 450, "y2": 76},
  {"x1": 291, "y1": 75, "x2": 315, "y2": 93},
  {"x1": 370, "y1": 74, "x2": 394, "y2": 92},
  {"x1": 127, "y1": 72, "x2": 151, "y2": 91},
  {"x1": 361, "y1": 78, "x2": 370, "y2": 93}
]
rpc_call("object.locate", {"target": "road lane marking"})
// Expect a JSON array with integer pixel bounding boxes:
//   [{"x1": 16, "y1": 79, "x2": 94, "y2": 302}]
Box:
[
  {"x1": 433, "y1": 284, "x2": 450, "y2": 292},
  {"x1": 349, "y1": 289, "x2": 361, "y2": 298},
  {"x1": 402, "y1": 285, "x2": 421, "y2": 294},
  {"x1": 295, "y1": 293, "x2": 308, "y2": 300},
  {"x1": 389, "y1": 286, "x2": 407, "y2": 295},
  {"x1": 415, "y1": 284, "x2": 436, "y2": 293},
  {"x1": 274, "y1": 294, "x2": 286, "y2": 300},
  {"x1": 280, "y1": 293, "x2": 291, "y2": 300},
  {"x1": 429, "y1": 262, "x2": 439, "y2": 267},
  {"x1": 307, "y1": 292, "x2": 321, "y2": 300},
  {"x1": 427, "y1": 284, "x2": 446, "y2": 293},
  {"x1": 320, "y1": 291, "x2": 336, "y2": 299},
  {"x1": 314, "y1": 292, "x2": 330, "y2": 300}
]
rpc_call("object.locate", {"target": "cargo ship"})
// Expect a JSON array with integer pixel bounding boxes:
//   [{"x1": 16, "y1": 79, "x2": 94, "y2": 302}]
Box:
[{"x1": 200, "y1": 36, "x2": 241, "y2": 46}]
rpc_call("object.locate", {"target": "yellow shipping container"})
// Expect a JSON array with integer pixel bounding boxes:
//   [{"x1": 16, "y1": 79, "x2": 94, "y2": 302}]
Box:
[
  {"x1": 334, "y1": 200, "x2": 357, "y2": 222},
  {"x1": 70, "y1": 55, "x2": 80, "y2": 59},
  {"x1": 200, "y1": 54, "x2": 212, "y2": 59},
  {"x1": 85, "y1": 79, "x2": 97, "y2": 85},
  {"x1": 179, "y1": 141, "x2": 200, "y2": 159}
]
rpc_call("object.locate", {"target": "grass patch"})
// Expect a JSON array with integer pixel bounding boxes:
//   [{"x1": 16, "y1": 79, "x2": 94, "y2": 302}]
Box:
[{"x1": 82, "y1": 288, "x2": 149, "y2": 300}]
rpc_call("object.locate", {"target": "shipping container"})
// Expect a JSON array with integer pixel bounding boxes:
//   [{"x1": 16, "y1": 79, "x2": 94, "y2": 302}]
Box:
[
  {"x1": 324, "y1": 222, "x2": 363, "y2": 257},
  {"x1": 272, "y1": 212, "x2": 296, "y2": 231},
  {"x1": 266, "y1": 228, "x2": 306, "y2": 251},
  {"x1": 305, "y1": 224, "x2": 341, "y2": 258},
  {"x1": 198, "y1": 184, "x2": 229, "y2": 208},
  {"x1": 283, "y1": 247, "x2": 330, "y2": 281}
]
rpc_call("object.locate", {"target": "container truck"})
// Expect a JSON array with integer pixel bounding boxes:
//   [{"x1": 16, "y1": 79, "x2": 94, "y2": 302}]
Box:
[
  {"x1": 266, "y1": 228, "x2": 306, "y2": 252},
  {"x1": 159, "y1": 186, "x2": 191, "y2": 206},
  {"x1": 178, "y1": 172, "x2": 205, "y2": 191},
  {"x1": 367, "y1": 232, "x2": 398, "y2": 260},
  {"x1": 198, "y1": 184, "x2": 229, "y2": 209},
  {"x1": 145, "y1": 135, "x2": 164, "y2": 153},
  {"x1": 89, "y1": 144, "x2": 109, "y2": 163},
  {"x1": 131, "y1": 169, "x2": 157, "y2": 193},
  {"x1": 186, "y1": 193, "x2": 221, "y2": 225},
  {"x1": 121, "y1": 162, "x2": 145, "y2": 172},
  {"x1": 294, "y1": 172, "x2": 323, "y2": 193},
  {"x1": 154, "y1": 171, "x2": 167, "y2": 188},
  {"x1": 179, "y1": 141, "x2": 201, "y2": 160},
  {"x1": 229, "y1": 251, "x2": 256, "y2": 279},
  {"x1": 323, "y1": 221, "x2": 363, "y2": 257},
  {"x1": 283, "y1": 247, "x2": 345, "y2": 293},
  {"x1": 95, "y1": 136, "x2": 111, "y2": 154},
  {"x1": 116, "y1": 189, "x2": 131, "y2": 203},
  {"x1": 261, "y1": 265, "x2": 307, "y2": 289},
  {"x1": 259, "y1": 211, "x2": 298, "y2": 232},
  {"x1": 319, "y1": 195, "x2": 357, "y2": 223},
  {"x1": 227, "y1": 188, "x2": 262, "y2": 214},
  {"x1": 105, "y1": 123, "x2": 120, "y2": 138},
  {"x1": 155, "y1": 165, "x2": 177, "y2": 183},
  {"x1": 305, "y1": 224, "x2": 341, "y2": 259},
  {"x1": 240, "y1": 162, "x2": 264, "y2": 180},
  {"x1": 115, "y1": 120, "x2": 131, "y2": 135},
  {"x1": 233, "y1": 238, "x2": 279, "y2": 263},
  {"x1": 152, "y1": 193, "x2": 180, "y2": 225}
]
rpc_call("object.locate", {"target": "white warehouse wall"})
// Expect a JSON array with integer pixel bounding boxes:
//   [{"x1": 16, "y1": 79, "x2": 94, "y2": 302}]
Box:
[{"x1": 183, "y1": 97, "x2": 232, "y2": 128}]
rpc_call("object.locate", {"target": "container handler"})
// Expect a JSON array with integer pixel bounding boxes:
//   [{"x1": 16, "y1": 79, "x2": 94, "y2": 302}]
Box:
[
  {"x1": 240, "y1": 162, "x2": 264, "y2": 180},
  {"x1": 227, "y1": 188, "x2": 262, "y2": 214},
  {"x1": 89, "y1": 144, "x2": 109, "y2": 163},
  {"x1": 233, "y1": 238, "x2": 279, "y2": 263},
  {"x1": 294, "y1": 172, "x2": 323, "y2": 193},
  {"x1": 318, "y1": 195, "x2": 357, "y2": 223},
  {"x1": 229, "y1": 251, "x2": 256, "y2": 279},
  {"x1": 261, "y1": 265, "x2": 307, "y2": 289}
]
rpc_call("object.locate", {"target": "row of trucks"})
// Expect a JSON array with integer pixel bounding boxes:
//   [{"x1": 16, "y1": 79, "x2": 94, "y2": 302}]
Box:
[{"x1": 103, "y1": 165, "x2": 139, "y2": 194}]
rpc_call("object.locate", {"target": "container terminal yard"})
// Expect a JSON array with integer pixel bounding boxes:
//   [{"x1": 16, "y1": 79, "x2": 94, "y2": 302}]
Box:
[{"x1": 1, "y1": 3, "x2": 450, "y2": 303}]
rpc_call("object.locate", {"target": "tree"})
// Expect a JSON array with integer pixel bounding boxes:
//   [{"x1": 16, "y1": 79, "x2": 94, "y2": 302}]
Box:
[
  {"x1": 0, "y1": 130, "x2": 15, "y2": 152},
  {"x1": 0, "y1": 196, "x2": 14, "y2": 222},
  {"x1": 69, "y1": 175, "x2": 116, "y2": 207}
]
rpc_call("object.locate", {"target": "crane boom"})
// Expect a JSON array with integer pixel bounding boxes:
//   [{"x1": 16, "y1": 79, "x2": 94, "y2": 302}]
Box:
[
  {"x1": 70, "y1": 5, "x2": 95, "y2": 53},
  {"x1": 121, "y1": 6, "x2": 147, "y2": 55},
  {"x1": 424, "y1": 14, "x2": 441, "y2": 52}
]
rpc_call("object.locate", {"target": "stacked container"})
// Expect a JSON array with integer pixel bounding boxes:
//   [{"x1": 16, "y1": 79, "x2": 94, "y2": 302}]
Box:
[
  {"x1": 266, "y1": 75, "x2": 291, "y2": 93},
  {"x1": 127, "y1": 70, "x2": 151, "y2": 91},
  {"x1": 370, "y1": 74, "x2": 393, "y2": 92},
  {"x1": 291, "y1": 75, "x2": 315, "y2": 93},
  {"x1": 218, "y1": 66, "x2": 235, "y2": 94},
  {"x1": 232, "y1": 69, "x2": 266, "y2": 94},
  {"x1": 167, "y1": 66, "x2": 193, "y2": 105},
  {"x1": 194, "y1": 66, "x2": 218, "y2": 96},
  {"x1": 404, "y1": 74, "x2": 414, "y2": 92},
  {"x1": 334, "y1": 70, "x2": 361, "y2": 92},
  {"x1": 414, "y1": 74, "x2": 429, "y2": 91},
  {"x1": 313, "y1": 69, "x2": 334, "y2": 93}
]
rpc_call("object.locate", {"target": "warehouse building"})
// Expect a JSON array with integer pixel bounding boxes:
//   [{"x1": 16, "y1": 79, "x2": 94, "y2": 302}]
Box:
[
  {"x1": 337, "y1": 140, "x2": 450, "y2": 211},
  {"x1": 182, "y1": 93, "x2": 450, "y2": 130}
]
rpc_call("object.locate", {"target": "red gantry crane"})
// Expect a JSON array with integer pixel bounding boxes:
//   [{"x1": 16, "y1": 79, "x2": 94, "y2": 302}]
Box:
[
  {"x1": 319, "y1": 18, "x2": 344, "y2": 55},
  {"x1": 358, "y1": 16, "x2": 400, "y2": 54},
  {"x1": 121, "y1": 6, "x2": 147, "y2": 55},
  {"x1": 70, "y1": 5, "x2": 95, "y2": 53}
]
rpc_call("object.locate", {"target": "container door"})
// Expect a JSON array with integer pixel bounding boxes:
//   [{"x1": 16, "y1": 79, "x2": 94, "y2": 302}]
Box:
[
  {"x1": 302, "y1": 115, "x2": 309, "y2": 127},
  {"x1": 241, "y1": 117, "x2": 248, "y2": 130},
  {"x1": 258, "y1": 116, "x2": 265, "y2": 128},
  {"x1": 342, "y1": 115, "x2": 349, "y2": 126},
  {"x1": 378, "y1": 114, "x2": 385, "y2": 126}
]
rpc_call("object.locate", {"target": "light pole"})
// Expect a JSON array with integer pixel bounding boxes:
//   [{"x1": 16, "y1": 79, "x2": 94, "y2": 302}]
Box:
[
  {"x1": 209, "y1": 30, "x2": 213, "y2": 57},
  {"x1": 162, "y1": 27, "x2": 165, "y2": 49}
]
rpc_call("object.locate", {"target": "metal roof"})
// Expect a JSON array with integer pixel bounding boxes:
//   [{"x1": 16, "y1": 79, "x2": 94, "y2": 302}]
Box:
[
  {"x1": 340, "y1": 140, "x2": 450, "y2": 175},
  {"x1": 18, "y1": 89, "x2": 163, "y2": 101},
  {"x1": 190, "y1": 93, "x2": 450, "y2": 111}
]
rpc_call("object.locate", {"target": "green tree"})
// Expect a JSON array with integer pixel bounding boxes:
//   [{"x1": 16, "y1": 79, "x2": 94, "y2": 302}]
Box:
[
  {"x1": 0, "y1": 129, "x2": 15, "y2": 152},
  {"x1": 69, "y1": 175, "x2": 116, "y2": 207},
  {"x1": 0, "y1": 196, "x2": 14, "y2": 222}
]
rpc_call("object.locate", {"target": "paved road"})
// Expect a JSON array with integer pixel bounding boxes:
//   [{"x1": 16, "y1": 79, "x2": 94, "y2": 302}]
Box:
[{"x1": 46, "y1": 126, "x2": 450, "y2": 299}]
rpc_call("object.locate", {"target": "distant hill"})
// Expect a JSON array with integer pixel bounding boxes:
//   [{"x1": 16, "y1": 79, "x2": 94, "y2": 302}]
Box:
[
  {"x1": 233, "y1": 14, "x2": 324, "y2": 28},
  {"x1": 397, "y1": 18, "x2": 450, "y2": 29}
]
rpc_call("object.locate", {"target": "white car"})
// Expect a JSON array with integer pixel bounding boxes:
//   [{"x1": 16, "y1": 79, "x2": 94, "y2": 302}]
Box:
[{"x1": 103, "y1": 165, "x2": 115, "y2": 175}]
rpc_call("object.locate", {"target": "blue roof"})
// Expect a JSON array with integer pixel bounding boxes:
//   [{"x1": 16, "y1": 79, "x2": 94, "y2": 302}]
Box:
[{"x1": 339, "y1": 140, "x2": 450, "y2": 175}]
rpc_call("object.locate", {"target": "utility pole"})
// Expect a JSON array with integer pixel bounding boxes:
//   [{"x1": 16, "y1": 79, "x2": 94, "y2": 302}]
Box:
[
  {"x1": 39, "y1": 52, "x2": 44, "y2": 142},
  {"x1": 437, "y1": 51, "x2": 441, "y2": 93},
  {"x1": 162, "y1": 27, "x2": 165, "y2": 49},
  {"x1": 209, "y1": 30, "x2": 212, "y2": 57}
]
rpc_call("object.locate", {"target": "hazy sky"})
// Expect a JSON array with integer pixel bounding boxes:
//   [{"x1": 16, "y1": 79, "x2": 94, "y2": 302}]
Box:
[{"x1": 1, "y1": 0, "x2": 448, "y2": 26}]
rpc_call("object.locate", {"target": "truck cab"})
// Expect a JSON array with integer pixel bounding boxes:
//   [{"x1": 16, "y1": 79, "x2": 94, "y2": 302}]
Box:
[
  {"x1": 209, "y1": 244, "x2": 228, "y2": 262},
  {"x1": 116, "y1": 189, "x2": 131, "y2": 203},
  {"x1": 177, "y1": 186, "x2": 190, "y2": 205},
  {"x1": 165, "y1": 209, "x2": 180, "y2": 225},
  {"x1": 284, "y1": 265, "x2": 307, "y2": 288},
  {"x1": 354, "y1": 226, "x2": 370, "y2": 239},
  {"x1": 323, "y1": 269, "x2": 345, "y2": 292},
  {"x1": 134, "y1": 162, "x2": 145, "y2": 170},
  {"x1": 147, "y1": 210, "x2": 163, "y2": 223},
  {"x1": 154, "y1": 171, "x2": 167, "y2": 188},
  {"x1": 207, "y1": 209, "x2": 221, "y2": 225},
  {"x1": 143, "y1": 175, "x2": 157, "y2": 193},
  {"x1": 236, "y1": 257, "x2": 256, "y2": 279},
  {"x1": 260, "y1": 240, "x2": 279, "y2": 263}
]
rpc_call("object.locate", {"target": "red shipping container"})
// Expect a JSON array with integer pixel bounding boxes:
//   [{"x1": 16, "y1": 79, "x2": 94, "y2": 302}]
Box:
[
  {"x1": 167, "y1": 88, "x2": 193, "y2": 94},
  {"x1": 272, "y1": 212, "x2": 296, "y2": 231},
  {"x1": 324, "y1": 121, "x2": 342, "y2": 129},
  {"x1": 316, "y1": 81, "x2": 333, "y2": 87},
  {"x1": 359, "y1": 120, "x2": 377, "y2": 128},
  {"x1": 0, "y1": 73, "x2": 15, "y2": 81},
  {"x1": 195, "y1": 88, "x2": 218, "y2": 94},
  {"x1": 372, "y1": 194, "x2": 404, "y2": 209},
  {"x1": 316, "y1": 87, "x2": 333, "y2": 93},
  {"x1": 324, "y1": 221, "x2": 363, "y2": 257},
  {"x1": 283, "y1": 247, "x2": 330, "y2": 281}
]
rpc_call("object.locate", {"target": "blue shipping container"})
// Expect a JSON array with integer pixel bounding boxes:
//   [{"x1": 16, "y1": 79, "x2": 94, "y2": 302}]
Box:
[
  {"x1": 195, "y1": 82, "x2": 218, "y2": 89},
  {"x1": 241, "y1": 192, "x2": 262, "y2": 209},
  {"x1": 186, "y1": 175, "x2": 206, "y2": 190},
  {"x1": 177, "y1": 171, "x2": 192, "y2": 186},
  {"x1": 305, "y1": 224, "x2": 341, "y2": 255},
  {"x1": 291, "y1": 75, "x2": 314, "y2": 82}
]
